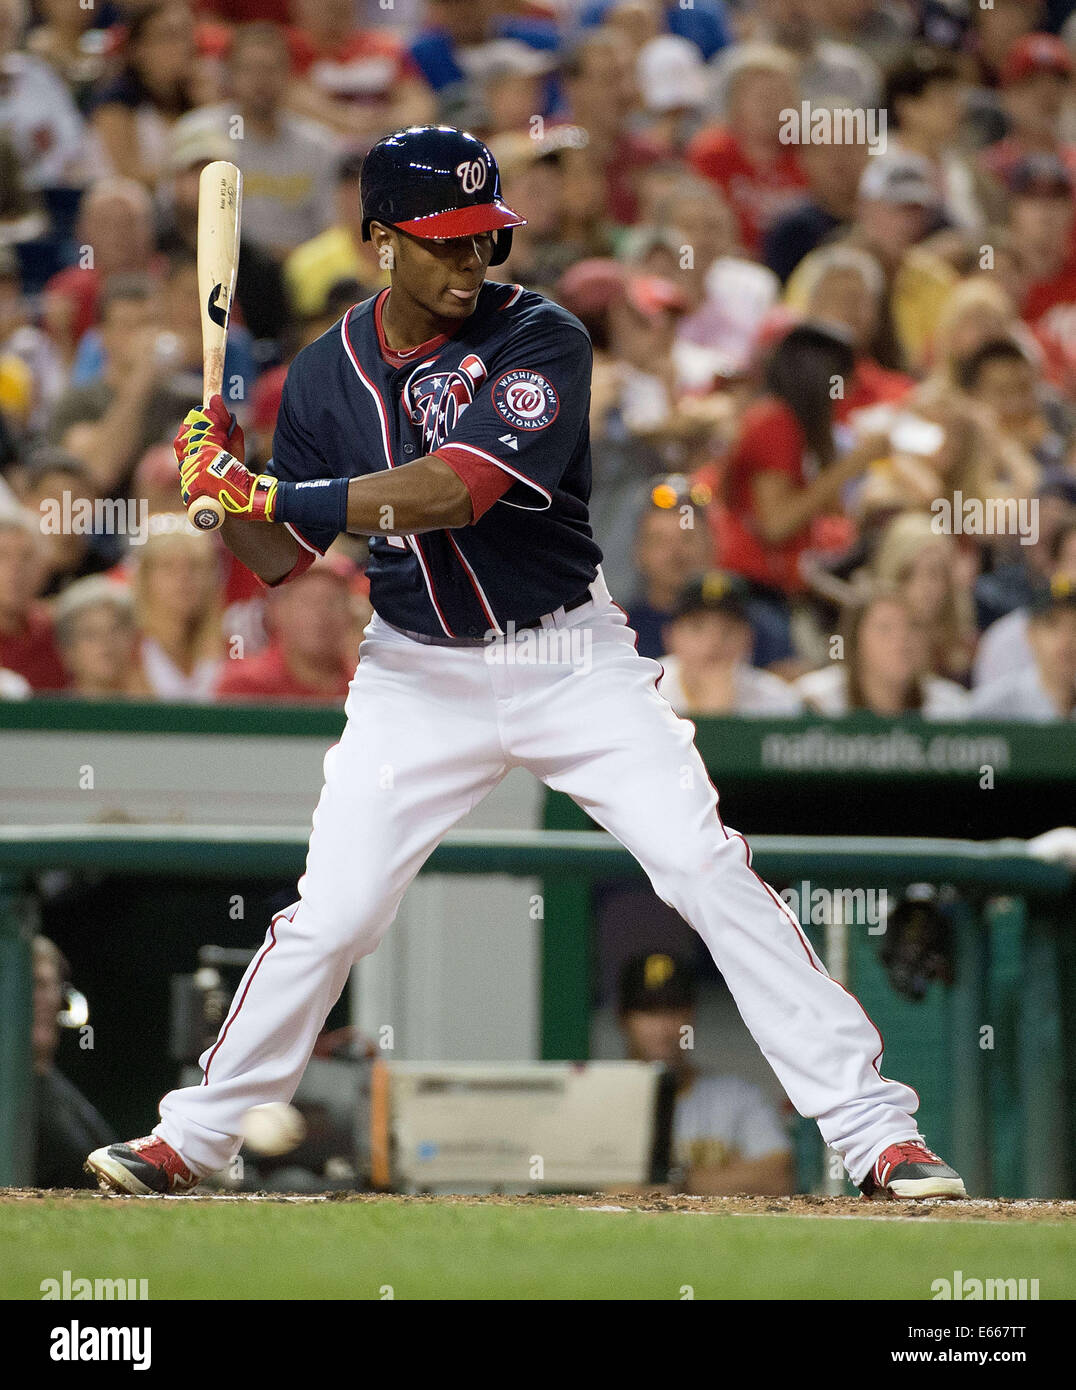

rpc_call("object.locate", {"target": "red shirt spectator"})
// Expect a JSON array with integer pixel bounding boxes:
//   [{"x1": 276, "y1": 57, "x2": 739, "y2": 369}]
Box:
[
  {"x1": 0, "y1": 602, "x2": 66, "y2": 691},
  {"x1": 720, "y1": 398, "x2": 816, "y2": 594},
  {"x1": 687, "y1": 127, "x2": 808, "y2": 254},
  {"x1": 215, "y1": 642, "x2": 351, "y2": 701}
]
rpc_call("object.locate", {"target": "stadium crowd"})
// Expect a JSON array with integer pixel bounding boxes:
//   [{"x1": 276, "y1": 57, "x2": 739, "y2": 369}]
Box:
[{"x1": 2, "y1": 0, "x2": 1076, "y2": 718}]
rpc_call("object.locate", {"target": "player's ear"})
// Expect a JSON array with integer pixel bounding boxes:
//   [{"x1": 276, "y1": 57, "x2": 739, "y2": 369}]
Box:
[{"x1": 369, "y1": 222, "x2": 396, "y2": 272}]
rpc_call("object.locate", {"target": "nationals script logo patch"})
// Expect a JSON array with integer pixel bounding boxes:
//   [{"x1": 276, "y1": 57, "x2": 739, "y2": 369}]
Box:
[{"x1": 491, "y1": 370, "x2": 559, "y2": 431}]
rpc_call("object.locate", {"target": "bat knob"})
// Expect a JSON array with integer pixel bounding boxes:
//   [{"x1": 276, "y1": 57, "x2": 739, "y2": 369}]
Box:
[{"x1": 188, "y1": 497, "x2": 225, "y2": 531}]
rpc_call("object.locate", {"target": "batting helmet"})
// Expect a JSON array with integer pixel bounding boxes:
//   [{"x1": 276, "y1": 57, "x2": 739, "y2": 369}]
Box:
[{"x1": 360, "y1": 125, "x2": 526, "y2": 266}]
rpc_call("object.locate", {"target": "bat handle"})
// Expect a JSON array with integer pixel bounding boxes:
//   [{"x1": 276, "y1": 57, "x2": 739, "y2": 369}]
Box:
[
  {"x1": 188, "y1": 496, "x2": 226, "y2": 532},
  {"x1": 187, "y1": 386, "x2": 226, "y2": 531}
]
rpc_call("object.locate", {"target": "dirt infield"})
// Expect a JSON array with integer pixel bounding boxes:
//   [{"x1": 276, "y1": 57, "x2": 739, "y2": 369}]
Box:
[{"x1": 2, "y1": 1187, "x2": 1073, "y2": 1222}]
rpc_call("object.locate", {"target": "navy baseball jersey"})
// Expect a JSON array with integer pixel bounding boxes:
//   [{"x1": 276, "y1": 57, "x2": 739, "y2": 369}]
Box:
[{"x1": 266, "y1": 281, "x2": 603, "y2": 638}]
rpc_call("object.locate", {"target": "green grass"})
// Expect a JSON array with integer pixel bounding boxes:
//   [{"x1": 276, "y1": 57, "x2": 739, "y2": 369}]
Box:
[{"x1": 2, "y1": 1200, "x2": 1074, "y2": 1300}]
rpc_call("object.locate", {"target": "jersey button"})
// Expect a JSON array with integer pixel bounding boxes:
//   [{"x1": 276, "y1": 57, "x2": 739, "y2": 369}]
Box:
[{"x1": 403, "y1": 444, "x2": 415, "y2": 454}]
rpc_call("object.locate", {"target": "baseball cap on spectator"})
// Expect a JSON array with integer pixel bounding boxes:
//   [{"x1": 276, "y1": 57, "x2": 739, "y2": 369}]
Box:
[
  {"x1": 638, "y1": 35, "x2": 709, "y2": 114},
  {"x1": 671, "y1": 570, "x2": 753, "y2": 626},
  {"x1": 169, "y1": 125, "x2": 233, "y2": 173},
  {"x1": 1006, "y1": 152, "x2": 1074, "y2": 197},
  {"x1": 1000, "y1": 33, "x2": 1074, "y2": 86},
  {"x1": 489, "y1": 126, "x2": 589, "y2": 180},
  {"x1": 1029, "y1": 573, "x2": 1076, "y2": 617},
  {"x1": 858, "y1": 153, "x2": 938, "y2": 208},
  {"x1": 556, "y1": 259, "x2": 689, "y2": 322},
  {"x1": 619, "y1": 952, "x2": 697, "y2": 1014}
]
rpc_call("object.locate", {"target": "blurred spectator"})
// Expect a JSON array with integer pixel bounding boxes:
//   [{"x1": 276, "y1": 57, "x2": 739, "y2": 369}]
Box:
[
  {"x1": 25, "y1": 0, "x2": 107, "y2": 113},
  {"x1": 53, "y1": 576, "x2": 143, "y2": 697},
  {"x1": 88, "y1": 1, "x2": 198, "y2": 185},
  {"x1": 489, "y1": 129, "x2": 604, "y2": 295},
  {"x1": 582, "y1": 0, "x2": 732, "y2": 64},
  {"x1": 18, "y1": 447, "x2": 123, "y2": 596},
  {"x1": 283, "y1": 151, "x2": 382, "y2": 321},
  {"x1": 622, "y1": 495, "x2": 713, "y2": 660},
  {"x1": 958, "y1": 337, "x2": 1069, "y2": 471},
  {"x1": 972, "y1": 1, "x2": 1051, "y2": 89},
  {"x1": 795, "y1": 588, "x2": 969, "y2": 716},
  {"x1": 43, "y1": 177, "x2": 160, "y2": 363},
  {"x1": 284, "y1": 0, "x2": 434, "y2": 142},
  {"x1": 560, "y1": 27, "x2": 664, "y2": 226},
  {"x1": 47, "y1": 273, "x2": 198, "y2": 495},
  {"x1": 869, "y1": 512, "x2": 978, "y2": 685},
  {"x1": 617, "y1": 951, "x2": 794, "y2": 1196},
  {"x1": 0, "y1": 508, "x2": 66, "y2": 690},
  {"x1": 408, "y1": 0, "x2": 561, "y2": 102},
  {"x1": 657, "y1": 572, "x2": 803, "y2": 715},
  {"x1": 975, "y1": 515, "x2": 1076, "y2": 685},
  {"x1": 975, "y1": 476, "x2": 1076, "y2": 630},
  {"x1": 687, "y1": 44, "x2": 808, "y2": 254},
  {"x1": 980, "y1": 32, "x2": 1076, "y2": 187},
  {"x1": 762, "y1": 105, "x2": 870, "y2": 284},
  {"x1": 635, "y1": 34, "x2": 711, "y2": 154},
  {"x1": 133, "y1": 527, "x2": 223, "y2": 699},
  {"x1": 714, "y1": 0, "x2": 881, "y2": 112},
  {"x1": 884, "y1": 45, "x2": 994, "y2": 231},
  {"x1": 0, "y1": 247, "x2": 65, "y2": 434},
  {"x1": 785, "y1": 153, "x2": 957, "y2": 373},
  {"x1": 720, "y1": 323, "x2": 888, "y2": 596},
  {"x1": 215, "y1": 558, "x2": 359, "y2": 701},
  {"x1": 1007, "y1": 155, "x2": 1076, "y2": 385},
  {"x1": 172, "y1": 22, "x2": 339, "y2": 258},
  {"x1": 158, "y1": 124, "x2": 291, "y2": 345},
  {"x1": 969, "y1": 580, "x2": 1076, "y2": 720},
  {"x1": 0, "y1": 0, "x2": 88, "y2": 188},
  {"x1": 32, "y1": 936, "x2": 113, "y2": 1189},
  {"x1": 799, "y1": 245, "x2": 915, "y2": 415}
]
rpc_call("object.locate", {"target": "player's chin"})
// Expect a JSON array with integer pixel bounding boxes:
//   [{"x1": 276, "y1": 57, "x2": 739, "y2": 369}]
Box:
[{"x1": 437, "y1": 285, "x2": 482, "y2": 316}]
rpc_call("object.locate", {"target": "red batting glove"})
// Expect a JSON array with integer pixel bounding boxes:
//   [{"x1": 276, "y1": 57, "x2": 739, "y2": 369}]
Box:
[
  {"x1": 180, "y1": 443, "x2": 278, "y2": 523},
  {"x1": 173, "y1": 394, "x2": 246, "y2": 471}
]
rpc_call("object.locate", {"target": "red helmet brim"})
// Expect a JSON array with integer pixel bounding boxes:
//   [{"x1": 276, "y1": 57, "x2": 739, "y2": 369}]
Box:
[{"x1": 393, "y1": 200, "x2": 527, "y2": 239}]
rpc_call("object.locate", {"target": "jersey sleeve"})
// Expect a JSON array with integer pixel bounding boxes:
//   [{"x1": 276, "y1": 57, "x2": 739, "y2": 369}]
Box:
[
  {"x1": 432, "y1": 321, "x2": 592, "y2": 516},
  {"x1": 264, "y1": 364, "x2": 339, "y2": 557}
]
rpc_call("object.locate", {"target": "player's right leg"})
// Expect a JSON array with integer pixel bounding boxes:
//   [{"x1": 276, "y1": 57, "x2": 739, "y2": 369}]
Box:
[{"x1": 87, "y1": 616, "x2": 508, "y2": 1192}]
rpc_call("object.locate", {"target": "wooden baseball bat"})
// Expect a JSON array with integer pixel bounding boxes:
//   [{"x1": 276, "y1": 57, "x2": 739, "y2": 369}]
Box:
[{"x1": 187, "y1": 159, "x2": 243, "y2": 532}]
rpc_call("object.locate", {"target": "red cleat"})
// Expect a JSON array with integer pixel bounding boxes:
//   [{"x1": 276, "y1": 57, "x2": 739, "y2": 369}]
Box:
[
  {"x1": 860, "y1": 1140, "x2": 967, "y2": 1200},
  {"x1": 85, "y1": 1135, "x2": 199, "y2": 1195}
]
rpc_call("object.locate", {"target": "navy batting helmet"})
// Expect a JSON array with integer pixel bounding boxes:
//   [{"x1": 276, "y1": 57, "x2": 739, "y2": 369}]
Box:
[{"x1": 360, "y1": 125, "x2": 526, "y2": 266}]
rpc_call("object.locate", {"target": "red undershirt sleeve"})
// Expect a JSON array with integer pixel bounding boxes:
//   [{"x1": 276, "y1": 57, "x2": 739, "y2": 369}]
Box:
[{"x1": 433, "y1": 445, "x2": 515, "y2": 523}]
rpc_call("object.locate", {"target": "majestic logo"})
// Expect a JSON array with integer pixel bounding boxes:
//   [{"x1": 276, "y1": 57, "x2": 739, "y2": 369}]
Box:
[
  {"x1": 206, "y1": 282, "x2": 229, "y2": 328},
  {"x1": 455, "y1": 159, "x2": 487, "y2": 194},
  {"x1": 491, "y1": 370, "x2": 559, "y2": 431},
  {"x1": 403, "y1": 354, "x2": 488, "y2": 451}
]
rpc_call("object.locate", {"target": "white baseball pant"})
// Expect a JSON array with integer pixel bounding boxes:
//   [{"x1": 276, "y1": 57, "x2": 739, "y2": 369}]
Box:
[{"x1": 156, "y1": 572, "x2": 921, "y2": 1184}]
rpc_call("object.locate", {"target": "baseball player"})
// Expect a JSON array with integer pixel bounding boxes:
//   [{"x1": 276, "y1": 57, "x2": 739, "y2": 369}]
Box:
[{"x1": 86, "y1": 126, "x2": 965, "y2": 1201}]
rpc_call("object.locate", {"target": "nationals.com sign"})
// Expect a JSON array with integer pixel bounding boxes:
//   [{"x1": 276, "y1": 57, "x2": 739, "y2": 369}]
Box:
[{"x1": 491, "y1": 369, "x2": 560, "y2": 431}]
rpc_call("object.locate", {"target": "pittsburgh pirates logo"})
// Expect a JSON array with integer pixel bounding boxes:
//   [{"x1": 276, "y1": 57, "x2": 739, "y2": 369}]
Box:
[
  {"x1": 404, "y1": 354, "x2": 488, "y2": 451},
  {"x1": 456, "y1": 159, "x2": 487, "y2": 194}
]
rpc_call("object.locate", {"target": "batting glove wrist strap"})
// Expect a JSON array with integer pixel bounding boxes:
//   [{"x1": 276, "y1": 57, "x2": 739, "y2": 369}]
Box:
[{"x1": 273, "y1": 477, "x2": 351, "y2": 534}]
